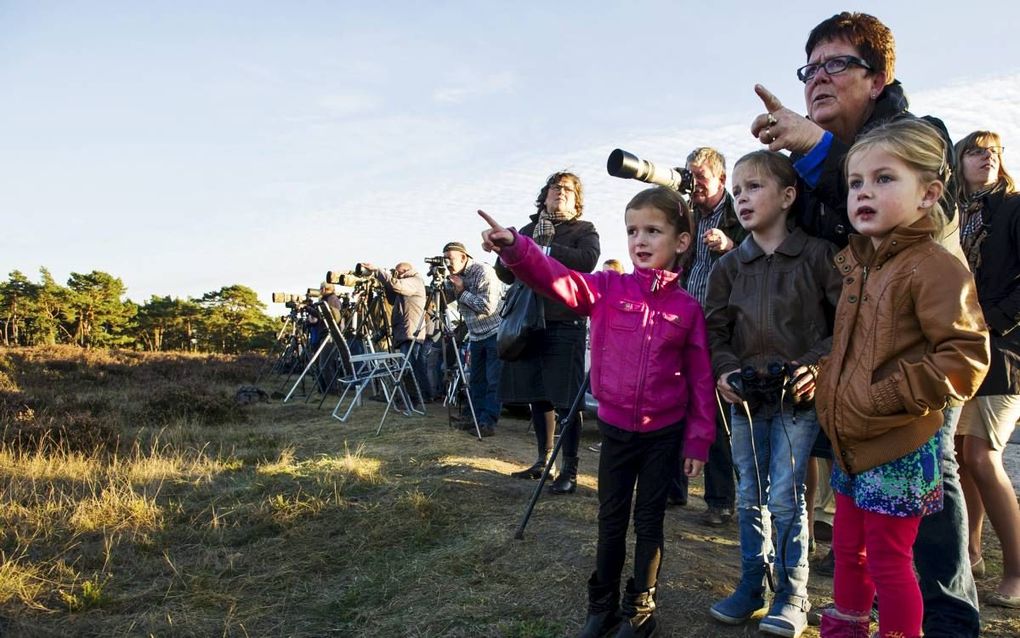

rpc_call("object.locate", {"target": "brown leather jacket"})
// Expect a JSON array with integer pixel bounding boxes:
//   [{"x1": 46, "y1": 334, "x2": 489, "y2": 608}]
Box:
[
  {"x1": 705, "y1": 227, "x2": 843, "y2": 379},
  {"x1": 816, "y1": 216, "x2": 989, "y2": 474}
]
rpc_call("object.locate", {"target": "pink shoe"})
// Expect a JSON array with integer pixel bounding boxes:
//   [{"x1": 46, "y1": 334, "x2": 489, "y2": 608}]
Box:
[{"x1": 819, "y1": 606, "x2": 870, "y2": 638}]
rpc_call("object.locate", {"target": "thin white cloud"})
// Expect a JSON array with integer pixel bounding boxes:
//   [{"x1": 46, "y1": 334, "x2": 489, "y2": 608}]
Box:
[
  {"x1": 433, "y1": 71, "x2": 516, "y2": 104},
  {"x1": 317, "y1": 92, "x2": 381, "y2": 116}
]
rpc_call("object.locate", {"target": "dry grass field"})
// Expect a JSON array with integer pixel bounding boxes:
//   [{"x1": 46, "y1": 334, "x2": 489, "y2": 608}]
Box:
[{"x1": 0, "y1": 346, "x2": 1016, "y2": 637}]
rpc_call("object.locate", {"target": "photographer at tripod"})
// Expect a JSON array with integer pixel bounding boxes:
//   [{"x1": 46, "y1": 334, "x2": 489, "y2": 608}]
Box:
[
  {"x1": 443, "y1": 241, "x2": 504, "y2": 437},
  {"x1": 358, "y1": 262, "x2": 434, "y2": 403}
]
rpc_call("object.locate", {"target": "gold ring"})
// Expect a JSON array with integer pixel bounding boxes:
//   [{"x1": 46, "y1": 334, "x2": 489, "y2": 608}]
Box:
[{"x1": 767, "y1": 112, "x2": 778, "y2": 126}]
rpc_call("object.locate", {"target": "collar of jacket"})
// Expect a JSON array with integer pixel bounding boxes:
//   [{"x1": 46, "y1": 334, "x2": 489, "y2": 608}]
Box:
[
  {"x1": 632, "y1": 265, "x2": 683, "y2": 293},
  {"x1": 736, "y1": 226, "x2": 809, "y2": 263},
  {"x1": 861, "y1": 81, "x2": 910, "y2": 134},
  {"x1": 845, "y1": 215, "x2": 937, "y2": 267}
]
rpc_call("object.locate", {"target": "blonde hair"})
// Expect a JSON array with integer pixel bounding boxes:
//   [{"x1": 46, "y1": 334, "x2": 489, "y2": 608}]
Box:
[
  {"x1": 602, "y1": 259, "x2": 625, "y2": 273},
  {"x1": 954, "y1": 130, "x2": 1016, "y2": 196},
  {"x1": 846, "y1": 119, "x2": 950, "y2": 234},
  {"x1": 686, "y1": 147, "x2": 726, "y2": 175}
]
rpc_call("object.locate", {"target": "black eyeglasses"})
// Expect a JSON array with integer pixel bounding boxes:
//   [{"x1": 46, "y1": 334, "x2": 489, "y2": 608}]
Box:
[
  {"x1": 964, "y1": 146, "x2": 1004, "y2": 157},
  {"x1": 796, "y1": 55, "x2": 873, "y2": 83}
]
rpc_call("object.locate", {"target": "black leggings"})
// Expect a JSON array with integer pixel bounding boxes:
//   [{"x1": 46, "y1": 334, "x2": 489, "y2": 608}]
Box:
[
  {"x1": 595, "y1": 426, "x2": 682, "y2": 590},
  {"x1": 530, "y1": 400, "x2": 580, "y2": 457}
]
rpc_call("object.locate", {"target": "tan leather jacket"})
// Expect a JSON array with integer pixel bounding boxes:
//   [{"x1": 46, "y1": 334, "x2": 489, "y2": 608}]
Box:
[{"x1": 816, "y1": 216, "x2": 989, "y2": 474}]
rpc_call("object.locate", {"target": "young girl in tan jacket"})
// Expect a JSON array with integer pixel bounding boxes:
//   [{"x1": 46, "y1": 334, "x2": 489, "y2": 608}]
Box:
[{"x1": 814, "y1": 119, "x2": 989, "y2": 638}]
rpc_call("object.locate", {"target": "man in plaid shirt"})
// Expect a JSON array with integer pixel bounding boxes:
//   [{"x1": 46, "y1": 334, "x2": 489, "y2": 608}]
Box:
[{"x1": 444, "y1": 241, "x2": 504, "y2": 437}]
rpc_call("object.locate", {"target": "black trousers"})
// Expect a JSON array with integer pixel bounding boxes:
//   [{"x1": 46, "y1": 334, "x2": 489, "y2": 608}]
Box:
[
  {"x1": 669, "y1": 406, "x2": 735, "y2": 509},
  {"x1": 595, "y1": 422, "x2": 682, "y2": 591}
]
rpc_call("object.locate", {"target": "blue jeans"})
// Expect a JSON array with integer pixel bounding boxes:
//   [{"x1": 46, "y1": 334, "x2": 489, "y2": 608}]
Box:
[
  {"x1": 730, "y1": 405, "x2": 818, "y2": 600},
  {"x1": 913, "y1": 406, "x2": 980, "y2": 638},
  {"x1": 467, "y1": 335, "x2": 502, "y2": 426}
]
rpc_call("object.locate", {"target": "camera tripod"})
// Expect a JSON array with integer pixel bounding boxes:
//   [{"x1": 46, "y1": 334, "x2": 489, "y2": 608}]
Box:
[{"x1": 379, "y1": 270, "x2": 480, "y2": 437}]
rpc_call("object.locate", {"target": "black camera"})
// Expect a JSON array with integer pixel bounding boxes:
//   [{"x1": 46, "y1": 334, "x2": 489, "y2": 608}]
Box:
[
  {"x1": 424, "y1": 256, "x2": 456, "y2": 299},
  {"x1": 726, "y1": 362, "x2": 803, "y2": 406},
  {"x1": 607, "y1": 148, "x2": 696, "y2": 195},
  {"x1": 325, "y1": 270, "x2": 367, "y2": 287},
  {"x1": 424, "y1": 256, "x2": 451, "y2": 279}
]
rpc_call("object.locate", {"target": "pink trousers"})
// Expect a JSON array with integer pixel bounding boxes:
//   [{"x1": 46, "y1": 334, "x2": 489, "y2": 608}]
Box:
[{"x1": 832, "y1": 493, "x2": 923, "y2": 638}]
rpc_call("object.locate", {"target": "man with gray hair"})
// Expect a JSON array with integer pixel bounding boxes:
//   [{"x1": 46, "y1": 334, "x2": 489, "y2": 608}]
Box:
[{"x1": 671, "y1": 147, "x2": 746, "y2": 526}]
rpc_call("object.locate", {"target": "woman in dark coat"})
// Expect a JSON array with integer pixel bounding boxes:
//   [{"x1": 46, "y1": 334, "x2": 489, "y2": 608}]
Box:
[
  {"x1": 497, "y1": 171, "x2": 600, "y2": 493},
  {"x1": 953, "y1": 130, "x2": 1020, "y2": 608}
]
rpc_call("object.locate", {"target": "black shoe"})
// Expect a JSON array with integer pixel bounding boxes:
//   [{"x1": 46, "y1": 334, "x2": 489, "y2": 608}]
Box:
[
  {"x1": 476, "y1": 424, "x2": 496, "y2": 437},
  {"x1": 550, "y1": 455, "x2": 578, "y2": 494},
  {"x1": 511, "y1": 451, "x2": 551, "y2": 479},
  {"x1": 814, "y1": 548, "x2": 834, "y2": 577},
  {"x1": 579, "y1": 571, "x2": 621, "y2": 638},
  {"x1": 615, "y1": 579, "x2": 658, "y2": 637},
  {"x1": 702, "y1": 507, "x2": 732, "y2": 527}
]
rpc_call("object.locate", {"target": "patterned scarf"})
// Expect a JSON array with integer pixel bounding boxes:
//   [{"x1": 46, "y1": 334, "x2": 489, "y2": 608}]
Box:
[
  {"x1": 961, "y1": 185, "x2": 999, "y2": 272},
  {"x1": 533, "y1": 207, "x2": 577, "y2": 247}
]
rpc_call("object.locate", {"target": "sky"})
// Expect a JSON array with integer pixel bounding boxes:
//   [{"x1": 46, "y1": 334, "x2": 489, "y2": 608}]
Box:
[{"x1": 3, "y1": 1, "x2": 1020, "y2": 311}]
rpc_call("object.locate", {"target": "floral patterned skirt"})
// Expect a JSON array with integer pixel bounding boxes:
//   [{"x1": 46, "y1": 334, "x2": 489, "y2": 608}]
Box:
[{"x1": 831, "y1": 432, "x2": 943, "y2": 517}]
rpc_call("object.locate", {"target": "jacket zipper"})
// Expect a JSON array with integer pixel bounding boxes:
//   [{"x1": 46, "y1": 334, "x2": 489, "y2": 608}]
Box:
[
  {"x1": 759, "y1": 255, "x2": 773, "y2": 368},
  {"x1": 633, "y1": 305, "x2": 653, "y2": 428}
]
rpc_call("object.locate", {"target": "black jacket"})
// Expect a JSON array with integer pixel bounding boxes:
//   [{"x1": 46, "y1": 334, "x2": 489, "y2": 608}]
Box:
[
  {"x1": 970, "y1": 189, "x2": 1020, "y2": 395},
  {"x1": 793, "y1": 81, "x2": 960, "y2": 251},
  {"x1": 495, "y1": 215, "x2": 600, "y2": 323}
]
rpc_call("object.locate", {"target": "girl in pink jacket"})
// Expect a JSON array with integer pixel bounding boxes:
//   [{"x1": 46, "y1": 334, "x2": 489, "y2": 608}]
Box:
[{"x1": 480, "y1": 186, "x2": 716, "y2": 638}]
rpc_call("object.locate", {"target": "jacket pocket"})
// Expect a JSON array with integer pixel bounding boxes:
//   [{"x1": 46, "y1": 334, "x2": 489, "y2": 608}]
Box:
[
  {"x1": 643, "y1": 312, "x2": 690, "y2": 410},
  {"x1": 598, "y1": 299, "x2": 645, "y2": 405},
  {"x1": 608, "y1": 299, "x2": 645, "y2": 331}
]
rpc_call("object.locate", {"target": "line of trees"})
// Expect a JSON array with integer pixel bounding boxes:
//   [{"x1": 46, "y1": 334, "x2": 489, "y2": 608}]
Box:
[{"x1": 0, "y1": 269, "x2": 279, "y2": 353}]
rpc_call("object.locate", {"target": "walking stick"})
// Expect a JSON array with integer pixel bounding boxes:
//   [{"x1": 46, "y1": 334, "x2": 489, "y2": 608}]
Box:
[{"x1": 514, "y1": 374, "x2": 591, "y2": 540}]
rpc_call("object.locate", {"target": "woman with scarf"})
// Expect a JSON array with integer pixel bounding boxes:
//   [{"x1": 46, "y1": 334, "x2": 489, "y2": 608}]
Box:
[
  {"x1": 498, "y1": 171, "x2": 601, "y2": 494},
  {"x1": 953, "y1": 131, "x2": 1020, "y2": 608}
]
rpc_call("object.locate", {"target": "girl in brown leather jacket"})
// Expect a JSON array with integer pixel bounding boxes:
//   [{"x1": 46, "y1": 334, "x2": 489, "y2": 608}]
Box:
[{"x1": 814, "y1": 119, "x2": 989, "y2": 638}]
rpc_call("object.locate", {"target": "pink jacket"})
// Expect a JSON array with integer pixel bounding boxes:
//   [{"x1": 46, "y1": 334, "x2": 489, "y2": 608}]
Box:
[{"x1": 499, "y1": 233, "x2": 717, "y2": 461}]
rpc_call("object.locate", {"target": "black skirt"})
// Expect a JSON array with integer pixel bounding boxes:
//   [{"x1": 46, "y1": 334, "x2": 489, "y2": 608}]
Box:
[{"x1": 499, "y1": 320, "x2": 586, "y2": 408}]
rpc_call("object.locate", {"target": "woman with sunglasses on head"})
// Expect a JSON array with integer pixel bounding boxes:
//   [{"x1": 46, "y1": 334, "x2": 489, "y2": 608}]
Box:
[
  {"x1": 747, "y1": 12, "x2": 978, "y2": 638},
  {"x1": 953, "y1": 132, "x2": 1020, "y2": 609}
]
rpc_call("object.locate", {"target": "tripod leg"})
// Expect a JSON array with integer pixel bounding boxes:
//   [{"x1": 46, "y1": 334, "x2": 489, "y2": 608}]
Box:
[
  {"x1": 514, "y1": 374, "x2": 591, "y2": 540},
  {"x1": 284, "y1": 335, "x2": 331, "y2": 403}
]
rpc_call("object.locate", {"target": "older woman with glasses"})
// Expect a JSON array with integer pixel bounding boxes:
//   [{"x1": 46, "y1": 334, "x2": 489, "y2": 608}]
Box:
[
  {"x1": 498, "y1": 171, "x2": 601, "y2": 495},
  {"x1": 953, "y1": 131, "x2": 1020, "y2": 609},
  {"x1": 748, "y1": 11, "x2": 980, "y2": 638}
]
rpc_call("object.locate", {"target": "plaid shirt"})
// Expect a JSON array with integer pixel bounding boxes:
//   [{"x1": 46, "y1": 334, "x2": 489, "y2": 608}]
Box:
[
  {"x1": 456, "y1": 259, "x2": 503, "y2": 341},
  {"x1": 685, "y1": 193, "x2": 730, "y2": 308}
]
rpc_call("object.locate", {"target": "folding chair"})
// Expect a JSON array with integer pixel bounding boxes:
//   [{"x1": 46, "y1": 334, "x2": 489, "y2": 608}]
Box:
[{"x1": 314, "y1": 303, "x2": 411, "y2": 422}]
